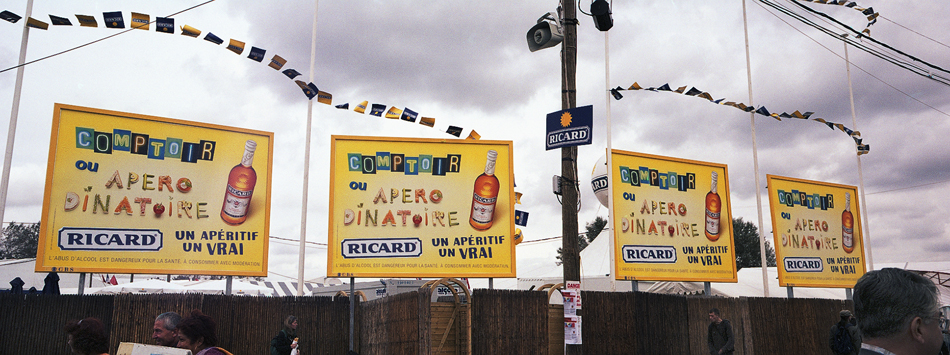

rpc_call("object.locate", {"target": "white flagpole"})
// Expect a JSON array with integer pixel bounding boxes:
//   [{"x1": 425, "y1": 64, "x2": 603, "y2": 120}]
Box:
[
  {"x1": 604, "y1": 31, "x2": 617, "y2": 292},
  {"x1": 298, "y1": 0, "x2": 320, "y2": 296},
  {"x1": 0, "y1": 0, "x2": 35, "y2": 229},
  {"x1": 742, "y1": 0, "x2": 770, "y2": 297},
  {"x1": 844, "y1": 42, "x2": 873, "y2": 271}
]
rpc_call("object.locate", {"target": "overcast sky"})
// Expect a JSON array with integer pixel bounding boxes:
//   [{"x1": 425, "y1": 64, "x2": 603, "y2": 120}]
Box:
[{"x1": 2, "y1": 0, "x2": 949, "y2": 286}]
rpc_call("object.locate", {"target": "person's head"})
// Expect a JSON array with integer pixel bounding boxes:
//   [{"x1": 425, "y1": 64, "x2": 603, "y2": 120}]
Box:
[
  {"x1": 854, "y1": 268, "x2": 943, "y2": 354},
  {"x1": 839, "y1": 310, "x2": 853, "y2": 323},
  {"x1": 708, "y1": 308, "x2": 722, "y2": 324},
  {"x1": 176, "y1": 309, "x2": 217, "y2": 353},
  {"x1": 153, "y1": 311, "x2": 181, "y2": 347},
  {"x1": 284, "y1": 315, "x2": 298, "y2": 332},
  {"x1": 64, "y1": 317, "x2": 109, "y2": 355}
]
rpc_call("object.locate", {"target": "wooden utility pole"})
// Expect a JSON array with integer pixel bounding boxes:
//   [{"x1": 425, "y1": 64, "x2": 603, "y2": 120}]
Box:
[{"x1": 560, "y1": 1, "x2": 581, "y2": 354}]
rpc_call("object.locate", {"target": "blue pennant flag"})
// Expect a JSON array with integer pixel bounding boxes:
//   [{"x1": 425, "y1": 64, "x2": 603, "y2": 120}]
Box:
[
  {"x1": 103, "y1": 11, "x2": 124, "y2": 28},
  {"x1": 515, "y1": 210, "x2": 529, "y2": 227}
]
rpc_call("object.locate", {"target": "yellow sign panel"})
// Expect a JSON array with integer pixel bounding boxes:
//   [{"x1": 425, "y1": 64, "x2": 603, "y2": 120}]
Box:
[
  {"x1": 610, "y1": 150, "x2": 737, "y2": 282},
  {"x1": 767, "y1": 175, "x2": 865, "y2": 288},
  {"x1": 36, "y1": 104, "x2": 273, "y2": 276},
  {"x1": 328, "y1": 136, "x2": 516, "y2": 278}
]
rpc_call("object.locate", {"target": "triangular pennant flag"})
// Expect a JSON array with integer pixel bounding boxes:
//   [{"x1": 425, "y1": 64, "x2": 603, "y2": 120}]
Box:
[
  {"x1": 26, "y1": 17, "x2": 48, "y2": 30},
  {"x1": 204, "y1": 32, "x2": 223, "y2": 45},
  {"x1": 514, "y1": 210, "x2": 529, "y2": 226},
  {"x1": 684, "y1": 87, "x2": 702, "y2": 96},
  {"x1": 779, "y1": 112, "x2": 792, "y2": 118},
  {"x1": 466, "y1": 130, "x2": 481, "y2": 140},
  {"x1": 770, "y1": 113, "x2": 782, "y2": 121},
  {"x1": 610, "y1": 88, "x2": 623, "y2": 100},
  {"x1": 295, "y1": 80, "x2": 318, "y2": 100},
  {"x1": 282, "y1": 69, "x2": 301, "y2": 79},
  {"x1": 156, "y1": 17, "x2": 174, "y2": 33},
  {"x1": 515, "y1": 192, "x2": 523, "y2": 204},
  {"x1": 862, "y1": 7, "x2": 874, "y2": 15},
  {"x1": 109, "y1": 275, "x2": 118, "y2": 285},
  {"x1": 713, "y1": 98, "x2": 725, "y2": 104},
  {"x1": 76, "y1": 14, "x2": 97, "y2": 27},
  {"x1": 103, "y1": 11, "x2": 124, "y2": 28},
  {"x1": 247, "y1": 47, "x2": 266, "y2": 62},
  {"x1": 49, "y1": 15, "x2": 72, "y2": 26},
  {"x1": 834, "y1": 123, "x2": 845, "y2": 131},
  {"x1": 791, "y1": 110, "x2": 804, "y2": 118},
  {"x1": 317, "y1": 91, "x2": 332, "y2": 105},
  {"x1": 268, "y1": 55, "x2": 286, "y2": 70},
  {"x1": 446, "y1": 126, "x2": 463, "y2": 137},
  {"x1": 180, "y1": 24, "x2": 200, "y2": 37},
  {"x1": 419, "y1": 117, "x2": 436, "y2": 127},
  {"x1": 657, "y1": 84, "x2": 672, "y2": 91},
  {"x1": 513, "y1": 228, "x2": 523, "y2": 245},
  {"x1": 845, "y1": 2, "x2": 857, "y2": 8},
  {"x1": 384, "y1": 106, "x2": 403, "y2": 119},
  {"x1": 698, "y1": 92, "x2": 714, "y2": 101},
  {"x1": 130, "y1": 12, "x2": 149, "y2": 30},
  {"x1": 400, "y1": 108, "x2": 418, "y2": 122},
  {"x1": 370, "y1": 104, "x2": 386, "y2": 117},
  {"x1": 628, "y1": 82, "x2": 642, "y2": 90},
  {"x1": 335, "y1": 103, "x2": 349, "y2": 110},
  {"x1": 754, "y1": 106, "x2": 770, "y2": 116},
  {"x1": 824, "y1": 121, "x2": 836, "y2": 129},
  {"x1": 0, "y1": 11, "x2": 22, "y2": 23},
  {"x1": 814, "y1": 118, "x2": 827, "y2": 123},
  {"x1": 802, "y1": 111, "x2": 814, "y2": 119},
  {"x1": 226, "y1": 39, "x2": 245, "y2": 54},
  {"x1": 675, "y1": 86, "x2": 687, "y2": 94},
  {"x1": 354, "y1": 101, "x2": 368, "y2": 114}
]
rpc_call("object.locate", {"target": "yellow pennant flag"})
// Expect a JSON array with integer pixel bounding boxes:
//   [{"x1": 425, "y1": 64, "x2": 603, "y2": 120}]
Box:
[
  {"x1": 466, "y1": 130, "x2": 481, "y2": 140},
  {"x1": 26, "y1": 17, "x2": 48, "y2": 30},
  {"x1": 419, "y1": 117, "x2": 435, "y2": 127},
  {"x1": 268, "y1": 55, "x2": 286, "y2": 70},
  {"x1": 354, "y1": 101, "x2": 368, "y2": 114},
  {"x1": 628, "y1": 82, "x2": 643, "y2": 90},
  {"x1": 227, "y1": 39, "x2": 245, "y2": 55},
  {"x1": 515, "y1": 192, "x2": 523, "y2": 204},
  {"x1": 384, "y1": 107, "x2": 402, "y2": 119},
  {"x1": 76, "y1": 14, "x2": 97, "y2": 27},
  {"x1": 180, "y1": 25, "x2": 201, "y2": 38},
  {"x1": 131, "y1": 12, "x2": 149, "y2": 30},
  {"x1": 317, "y1": 91, "x2": 332, "y2": 105}
]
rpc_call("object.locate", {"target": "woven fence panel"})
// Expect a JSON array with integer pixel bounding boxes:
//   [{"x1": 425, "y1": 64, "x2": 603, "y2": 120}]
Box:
[
  {"x1": 0, "y1": 294, "x2": 114, "y2": 354},
  {"x1": 471, "y1": 289, "x2": 548, "y2": 355},
  {"x1": 359, "y1": 290, "x2": 425, "y2": 355},
  {"x1": 746, "y1": 297, "x2": 852, "y2": 355},
  {"x1": 582, "y1": 291, "x2": 690, "y2": 355}
]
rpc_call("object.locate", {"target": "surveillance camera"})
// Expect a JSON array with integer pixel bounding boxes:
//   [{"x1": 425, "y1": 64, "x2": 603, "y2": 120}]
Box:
[{"x1": 527, "y1": 12, "x2": 563, "y2": 52}]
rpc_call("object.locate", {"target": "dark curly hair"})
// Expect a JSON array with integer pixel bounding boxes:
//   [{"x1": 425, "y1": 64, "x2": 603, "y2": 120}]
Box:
[
  {"x1": 177, "y1": 309, "x2": 218, "y2": 347},
  {"x1": 64, "y1": 317, "x2": 109, "y2": 355}
]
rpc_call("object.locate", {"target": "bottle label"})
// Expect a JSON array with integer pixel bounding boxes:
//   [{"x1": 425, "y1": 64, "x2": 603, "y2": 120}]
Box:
[
  {"x1": 223, "y1": 185, "x2": 252, "y2": 218},
  {"x1": 471, "y1": 194, "x2": 496, "y2": 224},
  {"x1": 705, "y1": 210, "x2": 720, "y2": 235},
  {"x1": 842, "y1": 228, "x2": 854, "y2": 247}
]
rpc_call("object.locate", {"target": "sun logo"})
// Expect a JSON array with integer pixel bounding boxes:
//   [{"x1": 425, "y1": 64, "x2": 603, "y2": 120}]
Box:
[{"x1": 560, "y1": 112, "x2": 573, "y2": 127}]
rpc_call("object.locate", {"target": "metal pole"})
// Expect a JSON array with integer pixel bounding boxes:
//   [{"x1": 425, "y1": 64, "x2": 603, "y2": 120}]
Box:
[
  {"x1": 298, "y1": 0, "x2": 320, "y2": 297},
  {"x1": 560, "y1": 2, "x2": 580, "y2": 354},
  {"x1": 787, "y1": 286, "x2": 794, "y2": 299},
  {"x1": 631, "y1": 280, "x2": 637, "y2": 292},
  {"x1": 704, "y1": 282, "x2": 711, "y2": 296},
  {"x1": 843, "y1": 42, "x2": 873, "y2": 271},
  {"x1": 742, "y1": 0, "x2": 771, "y2": 297},
  {"x1": 225, "y1": 276, "x2": 233, "y2": 295},
  {"x1": 0, "y1": 0, "x2": 34, "y2": 227},
  {"x1": 488, "y1": 278, "x2": 493, "y2": 289},
  {"x1": 604, "y1": 28, "x2": 617, "y2": 293},
  {"x1": 845, "y1": 288, "x2": 852, "y2": 300},
  {"x1": 78, "y1": 273, "x2": 86, "y2": 295}
]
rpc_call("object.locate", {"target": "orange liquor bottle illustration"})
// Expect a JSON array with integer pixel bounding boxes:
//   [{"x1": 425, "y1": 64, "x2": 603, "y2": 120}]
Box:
[
  {"x1": 705, "y1": 171, "x2": 721, "y2": 241},
  {"x1": 842, "y1": 192, "x2": 855, "y2": 253},
  {"x1": 470, "y1": 150, "x2": 499, "y2": 230},
  {"x1": 221, "y1": 140, "x2": 258, "y2": 225}
]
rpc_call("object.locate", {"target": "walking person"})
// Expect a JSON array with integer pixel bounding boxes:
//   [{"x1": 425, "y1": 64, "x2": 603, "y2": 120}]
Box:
[
  {"x1": 707, "y1": 308, "x2": 735, "y2": 355},
  {"x1": 271, "y1": 315, "x2": 300, "y2": 355},
  {"x1": 830, "y1": 310, "x2": 861, "y2": 355}
]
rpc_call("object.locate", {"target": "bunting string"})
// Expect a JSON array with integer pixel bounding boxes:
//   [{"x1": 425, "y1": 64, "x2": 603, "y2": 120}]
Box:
[
  {"x1": 794, "y1": 0, "x2": 879, "y2": 37},
  {"x1": 610, "y1": 82, "x2": 869, "y2": 155},
  {"x1": 0, "y1": 8, "x2": 477, "y2": 139}
]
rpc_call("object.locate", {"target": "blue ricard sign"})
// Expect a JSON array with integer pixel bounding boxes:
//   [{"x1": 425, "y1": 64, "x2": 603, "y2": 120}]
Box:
[{"x1": 545, "y1": 105, "x2": 593, "y2": 150}]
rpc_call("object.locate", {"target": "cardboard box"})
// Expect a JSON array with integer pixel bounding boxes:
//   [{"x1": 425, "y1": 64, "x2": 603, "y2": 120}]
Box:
[{"x1": 116, "y1": 342, "x2": 192, "y2": 355}]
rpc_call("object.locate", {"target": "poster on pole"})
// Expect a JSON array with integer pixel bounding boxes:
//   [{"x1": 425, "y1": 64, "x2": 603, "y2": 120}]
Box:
[
  {"x1": 767, "y1": 175, "x2": 866, "y2": 288},
  {"x1": 327, "y1": 136, "x2": 516, "y2": 278},
  {"x1": 610, "y1": 149, "x2": 737, "y2": 282},
  {"x1": 36, "y1": 104, "x2": 273, "y2": 276}
]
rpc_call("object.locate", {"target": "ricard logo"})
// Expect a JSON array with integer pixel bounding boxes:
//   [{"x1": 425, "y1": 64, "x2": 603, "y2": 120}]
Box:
[
  {"x1": 58, "y1": 227, "x2": 163, "y2": 251},
  {"x1": 342, "y1": 238, "x2": 423, "y2": 259},
  {"x1": 784, "y1": 257, "x2": 823, "y2": 272},
  {"x1": 621, "y1": 245, "x2": 677, "y2": 263}
]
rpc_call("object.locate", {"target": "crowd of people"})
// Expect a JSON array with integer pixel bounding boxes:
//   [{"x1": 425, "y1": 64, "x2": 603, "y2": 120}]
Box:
[{"x1": 66, "y1": 309, "x2": 303, "y2": 355}]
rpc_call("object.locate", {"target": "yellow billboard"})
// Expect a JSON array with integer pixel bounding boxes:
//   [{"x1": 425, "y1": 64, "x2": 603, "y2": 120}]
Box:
[
  {"x1": 610, "y1": 150, "x2": 737, "y2": 282},
  {"x1": 328, "y1": 136, "x2": 515, "y2": 278},
  {"x1": 36, "y1": 104, "x2": 273, "y2": 276},
  {"x1": 767, "y1": 175, "x2": 865, "y2": 288}
]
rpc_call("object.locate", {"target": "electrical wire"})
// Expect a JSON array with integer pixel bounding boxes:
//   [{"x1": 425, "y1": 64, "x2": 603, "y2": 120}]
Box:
[{"x1": 0, "y1": 0, "x2": 217, "y2": 74}]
